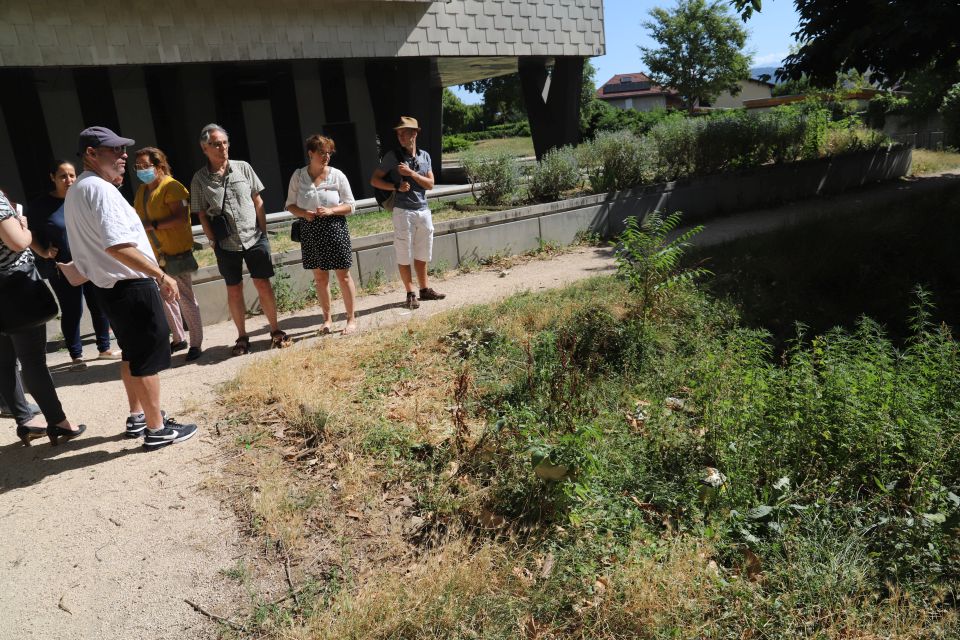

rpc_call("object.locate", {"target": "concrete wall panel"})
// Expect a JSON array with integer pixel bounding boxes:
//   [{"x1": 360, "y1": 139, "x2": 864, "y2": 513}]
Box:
[{"x1": 457, "y1": 217, "x2": 541, "y2": 263}]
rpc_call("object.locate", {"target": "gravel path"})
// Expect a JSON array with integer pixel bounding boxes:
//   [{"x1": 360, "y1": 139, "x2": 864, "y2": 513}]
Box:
[{"x1": 0, "y1": 246, "x2": 617, "y2": 640}]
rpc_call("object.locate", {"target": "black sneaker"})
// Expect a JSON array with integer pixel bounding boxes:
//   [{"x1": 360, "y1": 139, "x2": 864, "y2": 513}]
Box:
[
  {"x1": 170, "y1": 340, "x2": 188, "y2": 353},
  {"x1": 143, "y1": 418, "x2": 198, "y2": 450},
  {"x1": 405, "y1": 291, "x2": 420, "y2": 310},
  {"x1": 419, "y1": 287, "x2": 446, "y2": 301},
  {"x1": 185, "y1": 346, "x2": 202, "y2": 362},
  {"x1": 125, "y1": 410, "x2": 166, "y2": 438}
]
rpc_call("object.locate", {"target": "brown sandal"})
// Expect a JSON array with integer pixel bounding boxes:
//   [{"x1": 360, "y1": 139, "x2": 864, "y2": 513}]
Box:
[
  {"x1": 231, "y1": 335, "x2": 250, "y2": 357},
  {"x1": 270, "y1": 329, "x2": 292, "y2": 349}
]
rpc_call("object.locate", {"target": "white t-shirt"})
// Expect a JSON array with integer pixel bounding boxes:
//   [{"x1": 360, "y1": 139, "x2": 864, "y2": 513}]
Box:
[
  {"x1": 285, "y1": 166, "x2": 356, "y2": 213},
  {"x1": 64, "y1": 171, "x2": 158, "y2": 289}
]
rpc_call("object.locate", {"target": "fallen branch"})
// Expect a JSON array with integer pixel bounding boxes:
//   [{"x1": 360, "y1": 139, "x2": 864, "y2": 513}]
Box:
[
  {"x1": 184, "y1": 599, "x2": 246, "y2": 632},
  {"x1": 280, "y1": 540, "x2": 301, "y2": 607}
]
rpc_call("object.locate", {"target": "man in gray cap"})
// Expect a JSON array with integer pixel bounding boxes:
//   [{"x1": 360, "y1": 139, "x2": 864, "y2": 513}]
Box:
[{"x1": 64, "y1": 126, "x2": 197, "y2": 449}]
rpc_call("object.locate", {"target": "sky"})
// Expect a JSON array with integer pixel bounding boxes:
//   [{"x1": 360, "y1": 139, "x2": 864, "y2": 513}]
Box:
[{"x1": 453, "y1": 0, "x2": 802, "y2": 104}]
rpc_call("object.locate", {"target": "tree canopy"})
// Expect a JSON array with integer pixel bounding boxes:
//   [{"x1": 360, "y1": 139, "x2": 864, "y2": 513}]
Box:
[
  {"x1": 641, "y1": 0, "x2": 753, "y2": 110},
  {"x1": 781, "y1": 1, "x2": 960, "y2": 88},
  {"x1": 729, "y1": 0, "x2": 960, "y2": 90}
]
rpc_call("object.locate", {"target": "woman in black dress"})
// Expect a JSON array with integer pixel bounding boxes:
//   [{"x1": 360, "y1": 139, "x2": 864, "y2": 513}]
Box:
[
  {"x1": 285, "y1": 135, "x2": 358, "y2": 335},
  {"x1": 0, "y1": 190, "x2": 85, "y2": 445},
  {"x1": 27, "y1": 159, "x2": 119, "y2": 370}
]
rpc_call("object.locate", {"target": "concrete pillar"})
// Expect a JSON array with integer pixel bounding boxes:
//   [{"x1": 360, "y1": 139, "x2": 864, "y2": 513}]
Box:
[
  {"x1": 519, "y1": 56, "x2": 585, "y2": 159},
  {"x1": 363, "y1": 59, "x2": 442, "y2": 178}
]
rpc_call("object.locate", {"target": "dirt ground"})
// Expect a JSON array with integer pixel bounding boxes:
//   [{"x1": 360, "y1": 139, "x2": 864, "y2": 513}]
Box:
[{"x1": 0, "y1": 246, "x2": 617, "y2": 640}]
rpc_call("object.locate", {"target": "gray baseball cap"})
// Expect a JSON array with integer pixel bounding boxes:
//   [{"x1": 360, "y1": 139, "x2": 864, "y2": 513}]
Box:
[{"x1": 77, "y1": 126, "x2": 135, "y2": 156}]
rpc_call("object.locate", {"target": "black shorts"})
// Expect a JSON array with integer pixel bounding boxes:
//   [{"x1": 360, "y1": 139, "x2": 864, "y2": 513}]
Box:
[
  {"x1": 95, "y1": 279, "x2": 171, "y2": 376},
  {"x1": 214, "y1": 234, "x2": 275, "y2": 286}
]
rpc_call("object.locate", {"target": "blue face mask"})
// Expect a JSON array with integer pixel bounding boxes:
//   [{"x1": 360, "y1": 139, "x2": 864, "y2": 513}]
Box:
[{"x1": 136, "y1": 168, "x2": 156, "y2": 183}]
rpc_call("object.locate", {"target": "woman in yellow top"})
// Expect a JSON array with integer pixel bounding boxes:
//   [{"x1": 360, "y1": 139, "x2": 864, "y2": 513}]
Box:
[{"x1": 133, "y1": 147, "x2": 203, "y2": 361}]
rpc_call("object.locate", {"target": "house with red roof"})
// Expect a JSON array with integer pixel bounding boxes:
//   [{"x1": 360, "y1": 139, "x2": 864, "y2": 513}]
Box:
[{"x1": 596, "y1": 73, "x2": 682, "y2": 111}]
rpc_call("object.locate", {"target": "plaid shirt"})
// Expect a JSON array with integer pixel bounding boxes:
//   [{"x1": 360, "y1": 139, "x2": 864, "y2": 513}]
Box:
[{"x1": 190, "y1": 160, "x2": 265, "y2": 251}]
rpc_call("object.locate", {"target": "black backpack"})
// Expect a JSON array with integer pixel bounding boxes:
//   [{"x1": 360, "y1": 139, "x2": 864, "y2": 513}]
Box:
[{"x1": 374, "y1": 147, "x2": 414, "y2": 211}]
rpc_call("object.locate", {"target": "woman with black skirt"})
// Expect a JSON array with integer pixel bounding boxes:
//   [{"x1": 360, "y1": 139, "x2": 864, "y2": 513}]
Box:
[{"x1": 285, "y1": 135, "x2": 358, "y2": 335}]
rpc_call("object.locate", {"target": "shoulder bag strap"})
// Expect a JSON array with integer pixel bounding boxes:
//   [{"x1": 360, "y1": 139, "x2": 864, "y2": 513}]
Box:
[{"x1": 140, "y1": 186, "x2": 165, "y2": 264}]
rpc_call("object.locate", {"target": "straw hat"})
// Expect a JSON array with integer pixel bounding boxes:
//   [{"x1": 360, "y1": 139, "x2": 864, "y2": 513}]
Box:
[{"x1": 393, "y1": 116, "x2": 421, "y2": 130}]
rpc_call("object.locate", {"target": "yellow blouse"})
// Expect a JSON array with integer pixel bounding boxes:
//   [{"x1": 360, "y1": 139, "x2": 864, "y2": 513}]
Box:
[{"x1": 134, "y1": 176, "x2": 193, "y2": 256}]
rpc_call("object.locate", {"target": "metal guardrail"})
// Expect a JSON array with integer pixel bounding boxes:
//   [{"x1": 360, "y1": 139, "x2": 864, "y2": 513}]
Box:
[
  {"x1": 189, "y1": 183, "x2": 474, "y2": 244},
  {"x1": 890, "y1": 131, "x2": 946, "y2": 150}
]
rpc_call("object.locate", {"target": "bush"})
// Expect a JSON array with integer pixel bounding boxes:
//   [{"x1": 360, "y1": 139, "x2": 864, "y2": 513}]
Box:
[
  {"x1": 823, "y1": 125, "x2": 890, "y2": 155},
  {"x1": 461, "y1": 152, "x2": 520, "y2": 206},
  {"x1": 442, "y1": 134, "x2": 473, "y2": 153},
  {"x1": 940, "y1": 82, "x2": 960, "y2": 148},
  {"x1": 528, "y1": 146, "x2": 579, "y2": 202},
  {"x1": 582, "y1": 130, "x2": 655, "y2": 193},
  {"x1": 866, "y1": 92, "x2": 910, "y2": 129},
  {"x1": 582, "y1": 100, "x2": 675, "y2": 138},
  {"x1": 461, "y1": 121, "x2": 531, "y2": 142},
  {"x1": 648, "y1": 115, "x2": 702, "y2": 181}
]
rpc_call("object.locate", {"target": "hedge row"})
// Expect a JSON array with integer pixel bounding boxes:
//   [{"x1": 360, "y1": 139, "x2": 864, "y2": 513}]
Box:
[{"x1": 460, "y1": 103, "x2": 892, "y2": 206}]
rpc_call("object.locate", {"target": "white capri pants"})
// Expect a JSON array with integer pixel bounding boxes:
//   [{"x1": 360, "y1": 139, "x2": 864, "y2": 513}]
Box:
[{"x1": 392, "y1": 206, "x2": 434, "y2": 265}]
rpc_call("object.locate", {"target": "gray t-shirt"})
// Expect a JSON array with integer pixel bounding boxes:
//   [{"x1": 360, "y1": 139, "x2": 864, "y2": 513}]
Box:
[
  {"x1": 377, "y1": 148, "x2": 432, "y2": 211},
  {"x1": 190, "y1": 160, "x2": 265, "y2": 251}
]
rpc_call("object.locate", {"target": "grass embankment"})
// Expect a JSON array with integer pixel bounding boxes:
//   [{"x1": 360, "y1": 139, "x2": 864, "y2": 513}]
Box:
[
  {"x1": 910, "y1": 148, "x2": 960, "y2": 176},
  {"x1": 693, "y1": 178, "x2": 960, "y2": 346},
  {"x1": 445, "y1": 136, "x2": 535, "y2": 162},
  {"x1": 212, "y1": 266, "x2": 960, "y2": 637}
]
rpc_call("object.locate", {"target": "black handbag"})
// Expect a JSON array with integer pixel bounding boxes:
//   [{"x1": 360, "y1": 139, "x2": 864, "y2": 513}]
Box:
[
  {"x1": 0, "y1": 260, "x2": 59, "y2": 334},
  {"x1": 290, "y1": 219, "x2": 302, "y2": 243},
  {"x1": 208, "y1": 168, "x2": 233, "y2": 241}
]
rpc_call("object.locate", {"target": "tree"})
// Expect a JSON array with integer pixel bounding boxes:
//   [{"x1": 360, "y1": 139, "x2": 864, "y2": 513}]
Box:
[
  {"x1": 641, "y1": 0, "x2": 753, "y2": 110},
  {"x1": 462, "y1": 74, "x2": 526, "y2": 126},
  {"x1": 441, "y1": 88, "x2": 482, "y2": 135},
  {"x1": 737, "y1": 0, "x2": 960, "y2": 90}
]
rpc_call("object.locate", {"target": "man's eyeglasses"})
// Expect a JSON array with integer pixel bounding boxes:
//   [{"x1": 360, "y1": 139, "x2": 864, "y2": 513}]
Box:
[
  {"x1": 99, "y1": 146, "x2": 127, "y2": 156},
  {"x1": 207, "y1": 140, "x2": 229, "y2": 149}
]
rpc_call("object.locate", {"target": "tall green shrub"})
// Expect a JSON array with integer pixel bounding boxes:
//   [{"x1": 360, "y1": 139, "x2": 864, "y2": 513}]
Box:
[
  {"x1": 940, "y1": 82, "x2": 960, "y2": 148},
  {"x1": 528, "y1": 146, "x2": 580, "y2": 203},
  {"x1": 583, "y1": 130, "x2": 655, "y2": 193},
  {"x1": 461, "y1": 152, "x2": 520, "y2": 206},
  {"x1": 648, "y1": 116, "x2": 701, "y2": 181}
]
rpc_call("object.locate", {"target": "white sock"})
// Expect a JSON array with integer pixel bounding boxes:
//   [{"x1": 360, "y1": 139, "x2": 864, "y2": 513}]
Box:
[
  {"x1": 131, "y1": 412, "x2": 145, "y2": 420},
  {"x1": 146, "y1": 424, "x2": 164, "y2": 432}
]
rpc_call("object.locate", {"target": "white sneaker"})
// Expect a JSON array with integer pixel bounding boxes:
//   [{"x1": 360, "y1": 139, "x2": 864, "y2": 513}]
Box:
[
  {"x1": 98, "y1": 350, "x2": 122, "y2": 360},
  {"x1": 69, "y1": 358, "x2": 87, "y2": 371}
]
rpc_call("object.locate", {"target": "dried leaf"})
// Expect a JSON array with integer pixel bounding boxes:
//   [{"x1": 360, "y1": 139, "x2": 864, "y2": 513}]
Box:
[
  {"x1": 540, "y1": 552, "x2": 555, "y2": 579},
  {"x1": 512, "y1": 566, "x2": 534, "y2": 586},
  {"x1": 346, "y1": 510, "x2": 363, "y2": 520},
  {"x1": 744, "y1": 549, "x2": 763, "y2": 582},
  {"x1": 478, "y1": 508, "x2": 508, "y2": 529},
  {"x1": 629, "y1": 495, "x2": 658, "y2": 512}
]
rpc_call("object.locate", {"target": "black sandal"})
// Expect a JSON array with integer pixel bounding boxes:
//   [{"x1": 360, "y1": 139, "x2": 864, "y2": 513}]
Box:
[
  {"x1": 270, "y1": 329, "x2": 292, "y2": 349},
  {"x1": 231, "y1": 335, "x2": 250, "y2": 357}
]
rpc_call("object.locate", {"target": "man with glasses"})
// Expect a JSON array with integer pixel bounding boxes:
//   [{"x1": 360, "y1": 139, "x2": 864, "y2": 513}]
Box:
[
  {"x1": 190, "y1": 123, "x2": 290, "y2": 355},
  {"x1": 64, "y1": 126, "x2": 198, "y2": 449},
  {"x1": 370, "y1": 116, "x2": 446, "y2": 310}
]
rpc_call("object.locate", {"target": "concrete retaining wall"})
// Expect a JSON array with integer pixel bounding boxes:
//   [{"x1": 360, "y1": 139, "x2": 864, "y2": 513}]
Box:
[{"x1": 60, "y1": 145, "x2": 913, "y2": 332}]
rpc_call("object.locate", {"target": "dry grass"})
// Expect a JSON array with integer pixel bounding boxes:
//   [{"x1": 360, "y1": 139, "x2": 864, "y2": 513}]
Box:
[
  {"x1": 208, "y1": 279, "x2": 957, "y2": 639},
  {"x1": 909, "y1": 148, "x2": 960, "y2": 176}
]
